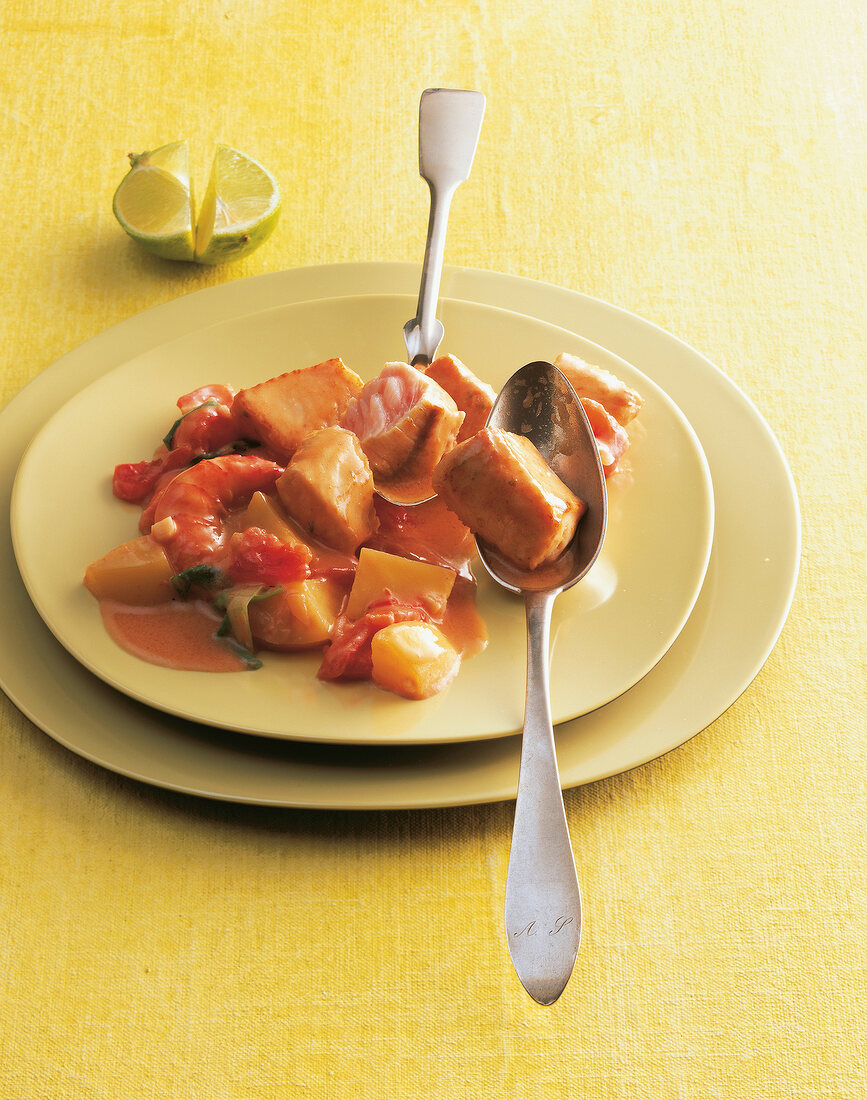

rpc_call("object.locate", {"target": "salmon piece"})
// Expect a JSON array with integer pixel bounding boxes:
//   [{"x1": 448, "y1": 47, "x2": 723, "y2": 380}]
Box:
[
  {"x1": 432, "y1": 427, "x2": 586, "y2": 571},
  {"x1": 554, "y1": 352, "x2": 644, "y2": 426},
  {"x1": 233, "y1": 358, "x2": 364, "y2": 463},
  {"x1": 276, "y1": 426, "x2": 378, "y2": 554},
  {"x1": 424, "y1": 354, "x2": 496, "y2": 441},
  {"x1": 341, "y1": 362, "x2": 464, "y2": 486}
]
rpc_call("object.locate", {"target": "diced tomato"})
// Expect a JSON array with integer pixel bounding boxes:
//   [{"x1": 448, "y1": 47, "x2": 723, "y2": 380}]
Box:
[
  {"x1": 113, "y1": 446, "x2": 194, "y2": 505},
  {"x1": 171, "y1": 385, "x2": 239, "y2": 455},
  {"x1": 113, "y1": 459, "x2": 164, "y2": 504},
  {"x1": 317, "y1": 595, "x2": 432, "y2": 681},
  {"x1": 176, "y1": 384, "x2": 235, "y2": 415},
  {"x1": 227, "y1": 527, "x2": 312, "y2": 586},
  {"x1": 172, "y1": 405, "x2": 239, "y2": 454}
]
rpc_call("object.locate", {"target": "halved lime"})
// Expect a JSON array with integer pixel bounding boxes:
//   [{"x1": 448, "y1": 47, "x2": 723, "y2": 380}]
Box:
[
  {"x1": 113, "y1": 141, "x2": 281, "y2": 265},
  {"x1": 113, "y1": 141, "x2": 196, "y2": 261},
  {"x1": 194, "y1": 144, "x2": 281, "y2": 265}
]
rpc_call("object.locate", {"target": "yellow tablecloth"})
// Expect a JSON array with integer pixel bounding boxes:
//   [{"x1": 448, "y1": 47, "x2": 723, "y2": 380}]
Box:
[{"x1": 1, "y1": 1, "x2": 863, "y2": 1097}]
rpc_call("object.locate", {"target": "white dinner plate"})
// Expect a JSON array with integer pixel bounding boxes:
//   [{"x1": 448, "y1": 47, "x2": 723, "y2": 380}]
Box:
[
  {"x1": 11, "y1": 294, "x2": 711, "y2": 744},
  {"x1": 0, "y1": 263, "x2": 799, "y2": 807}
]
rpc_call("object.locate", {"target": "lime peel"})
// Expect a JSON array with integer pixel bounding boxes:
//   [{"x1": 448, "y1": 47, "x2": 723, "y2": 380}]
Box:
[{"x1": 113, "y1": 140, "x2": 281, "y2": 265}]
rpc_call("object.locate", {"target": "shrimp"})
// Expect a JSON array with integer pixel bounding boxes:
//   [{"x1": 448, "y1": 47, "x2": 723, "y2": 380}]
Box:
[{"x1": 148, "y1": 454, "x2": 283, "y2": 572}]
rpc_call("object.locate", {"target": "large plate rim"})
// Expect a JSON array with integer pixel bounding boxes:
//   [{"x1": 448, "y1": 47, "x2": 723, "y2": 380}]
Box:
[{"x1": 0, "y1": 263, "x2": 800, "y2": 808}]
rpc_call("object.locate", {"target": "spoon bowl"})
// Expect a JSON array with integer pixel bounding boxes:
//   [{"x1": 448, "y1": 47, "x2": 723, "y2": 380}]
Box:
[
  {"x1": 476, "y1": 360, "x2": 607, "y2": 1005},
  {"x1": 477, "y1": 361, "x2": 607, "y2": 594}
]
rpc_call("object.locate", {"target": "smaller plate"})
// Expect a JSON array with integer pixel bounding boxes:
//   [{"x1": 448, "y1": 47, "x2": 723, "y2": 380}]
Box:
[{"x1": 11, "y1": 294, "x2": 713, "y2": 745}]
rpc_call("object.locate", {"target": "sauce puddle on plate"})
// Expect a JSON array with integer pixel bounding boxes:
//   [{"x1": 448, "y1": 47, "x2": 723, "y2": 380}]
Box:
[{"x1": 101, "y1": 599, "x2": 248, "y2": 672}]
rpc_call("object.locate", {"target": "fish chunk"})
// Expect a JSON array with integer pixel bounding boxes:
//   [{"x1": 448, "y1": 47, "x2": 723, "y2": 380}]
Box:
[
  {"x1": 432, "y1": 427, "x2": 586, "y2": 571},
  {"x1": 423, "y1": 354, "x2": 496, "y2": 441},
  {"x1": 276, "y1": 426, "x2": 378, "y2": 554},
  {"x1": 233, "y1": 358, "x2": 364, "y2": 463},
  {"x1": 554, "y1": 352, "x2": 644, "y2": 426},
  {"x1": 341, "y1": 362, "x2": 464, "y2": 490}
]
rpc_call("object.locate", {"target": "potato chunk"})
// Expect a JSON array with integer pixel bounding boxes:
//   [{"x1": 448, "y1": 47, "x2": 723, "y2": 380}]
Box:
[
  {"x1": 370, "y1": 620, "x2": 460, "y2": 700},
  {"x1": 84, "y1": 536, "x2": 174, "y2": 605},
  {"x1": 233, "y1": 358, "x2": 364, "y2": 463},
  {"x1": 345, "y1": 547, "x2": 456, "y2": 620},
  {"x1": 276, "y1": 426, "x2": 378, "y2": 554},
  {"x1": 432, "y1": 427, "x2": 585, "y2": 571},
  {"x1": 239, "y1": 491, "x2": 310, "y2": 553},
  {"x1": 249, "y1": 578, "x2": 343, "y2": 650}
]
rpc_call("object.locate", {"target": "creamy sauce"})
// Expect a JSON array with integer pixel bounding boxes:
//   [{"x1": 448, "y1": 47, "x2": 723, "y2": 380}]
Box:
[
  {"x1": 369, "y1": 495, "x2": 476, "y2": 580},
  {"x1": 96, "y1": 490, "x2": 487, "y2": 679},
  {"x1": 375, "y1": 473, "x2": 437, "y2": 507},
  {"x1": 101, "y1": 599, "x2": 248, "y2": 672},
  {"x1": 441, "y1": 582, "x2": 488, "y2": 658}
]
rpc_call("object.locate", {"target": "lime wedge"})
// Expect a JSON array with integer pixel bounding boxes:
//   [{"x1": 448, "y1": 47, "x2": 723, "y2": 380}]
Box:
[
  {"x1": 194, "y1": 144, "x2": 281, "y2": 265},
  {"x1": 113, "y1": 141, "x2": 196, "y2": 261},
  {"x1": 112, "y1": 141, "x2": 281, "y2": 265}
]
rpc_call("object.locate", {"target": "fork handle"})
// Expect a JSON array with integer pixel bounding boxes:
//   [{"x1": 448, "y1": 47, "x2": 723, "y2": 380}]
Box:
[
  {"x1": 403, "y1": 179, "x2": 451, "y2": 365},
  {"x1": 403, "y1": 88, "x2": 485, "y2": 365}
]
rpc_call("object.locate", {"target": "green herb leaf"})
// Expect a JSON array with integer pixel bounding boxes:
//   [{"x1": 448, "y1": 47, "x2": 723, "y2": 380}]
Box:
[
  {"x1": 170, "y1": 563, "x2": 230, "y2": 598},
  {"x1": 221, "y1": 637, "x2": 264, "y2": 670},
  {"x1": 187, "y1": 440, "x2": 261, "y2": 466},
  {"x1": 249, "y1": 584, "x2": 283, "y2": 605},
  {"x1": 215, "y1": 584, "x2": 282, "y2": 647}
]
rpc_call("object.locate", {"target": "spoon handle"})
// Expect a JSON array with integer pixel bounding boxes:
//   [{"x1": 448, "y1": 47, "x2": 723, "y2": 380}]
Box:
[
  {"x1": 505, "y1": 589, "x2": 582, "y2": 1005},
  {"x1": 403, "y1": 88, "x2": 485, "y2": 365}
]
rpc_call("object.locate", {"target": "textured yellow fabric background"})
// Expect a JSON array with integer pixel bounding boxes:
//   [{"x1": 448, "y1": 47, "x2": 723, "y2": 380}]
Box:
[{"x1": 0, "y1": 1, "x2": 864, "y2": 1097}]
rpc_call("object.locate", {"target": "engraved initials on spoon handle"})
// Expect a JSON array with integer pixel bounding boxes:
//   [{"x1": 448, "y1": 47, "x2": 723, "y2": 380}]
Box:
[{"x1": 505, "y1": 588, "x2": 582, "y2": 1006}]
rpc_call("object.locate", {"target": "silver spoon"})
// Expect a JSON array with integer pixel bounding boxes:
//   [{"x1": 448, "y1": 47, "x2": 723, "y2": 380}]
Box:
[
  {"x1": 376, "y1": 87, "x2": 485, "y2": 508},
  {"x1": 475, "y1": 361, "x2": 608, "y2": 1005}
]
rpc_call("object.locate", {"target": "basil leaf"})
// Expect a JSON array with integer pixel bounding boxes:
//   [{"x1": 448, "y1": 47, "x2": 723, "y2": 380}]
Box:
[
  {"x1": 221, "y1": 637, "x2": 263, "y2": 670},
  {"x1": 170, "y1": 563, "x2": 230, "y2": 598},
  {"x1": 187, "y1": 439, "x2": 261, "y2": 466}
]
